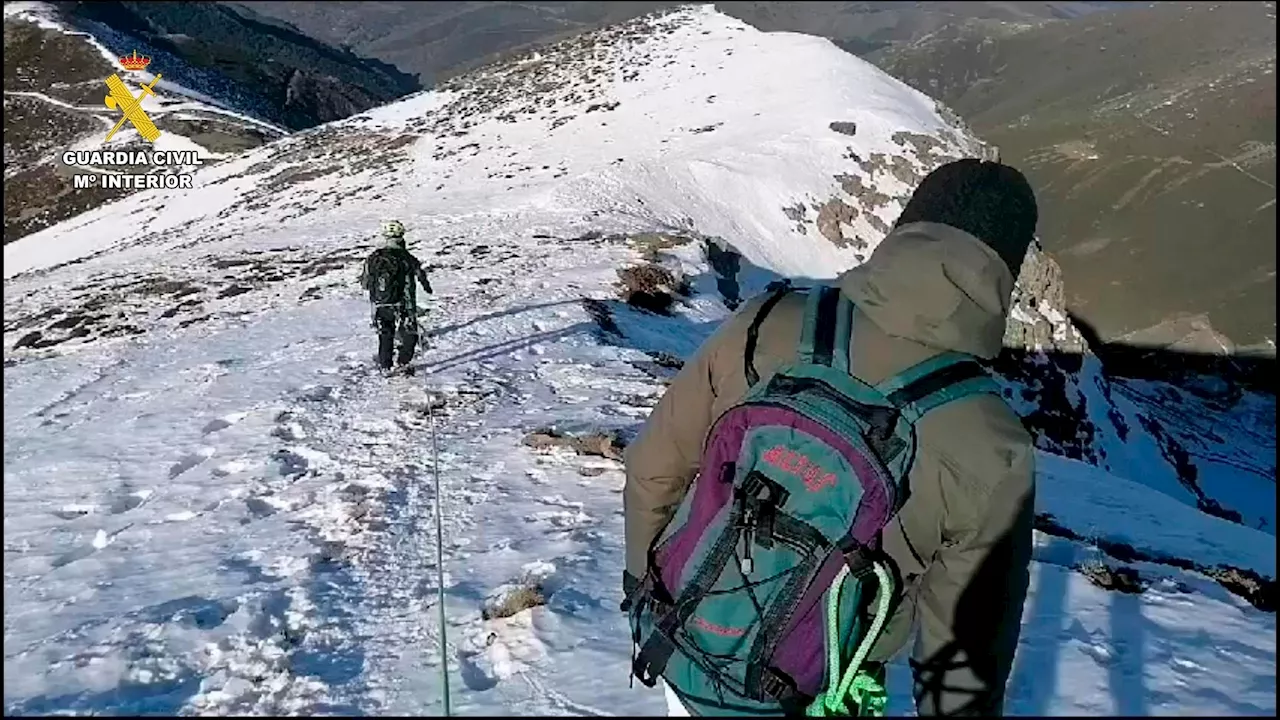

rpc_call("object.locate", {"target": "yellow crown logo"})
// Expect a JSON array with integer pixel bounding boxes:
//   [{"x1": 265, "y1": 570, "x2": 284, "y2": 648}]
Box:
[{"x1": 119, "y1": 50, "x2": 151, "y2": 72}]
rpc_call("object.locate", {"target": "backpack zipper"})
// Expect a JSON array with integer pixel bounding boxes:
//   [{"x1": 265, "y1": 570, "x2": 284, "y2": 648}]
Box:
[{"x1": 740, "y1": 505, "x2": 756, "y2": 575}]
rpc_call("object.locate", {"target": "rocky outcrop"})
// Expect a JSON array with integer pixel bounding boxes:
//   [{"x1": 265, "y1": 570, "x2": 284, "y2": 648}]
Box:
[
  {"x1": 282, "y1": 69, "x2": 385, "y2": 129},
  {"x1": 995, "y1": 241, "x2": 1148, "y2": 472},
  {"x1": 1003, "y1": 241, "x2": 1088, "y2": 355},
  {"x1": 993, "y1": 243, "x2": 1271, "y2": 529}
]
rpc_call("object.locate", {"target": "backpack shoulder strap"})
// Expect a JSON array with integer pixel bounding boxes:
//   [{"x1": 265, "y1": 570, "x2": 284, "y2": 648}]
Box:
[
  {"x1": 744, "y1": 280, "x2": 795, "y2": 386},
  {"x1": 876, "y1": 351, "x2": 1001, "y2": 423},
  {"x1": 799, "y1": 284, "x2": 855, "y2": 373}
]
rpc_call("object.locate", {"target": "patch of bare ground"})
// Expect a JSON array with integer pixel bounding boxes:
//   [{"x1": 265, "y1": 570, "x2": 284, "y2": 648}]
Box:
[
  {"x1": 1078, "y1": 559, "x2": 1148, "y2": 594},
  {"x1": 482, "y1": 583, "x2": 548, "y2": 621},
  {"x1": 4, "y1": 163, "x2": 131, "y2": 245},
  {"x1": 4, "y1": 245, "x2": 367, "y2": 357},
  {"x1": 3, "y1": 94, "x2": 103, "y2": 167},
  {"x1": 1036, "y1": 512, "x2": 1275, "y2": 611},
  {"x1": 616, "y1": 262, "x2": 691, "y2": 316},
  {"x1": 626, "y1": 231, "x2": 693, "y2": 260},
  {"x1": 521, "y1": 428, "x2": 627, "y2": 461},
  {"x1": 3, "y1": 17, "x2": 114, "y2": 94}
]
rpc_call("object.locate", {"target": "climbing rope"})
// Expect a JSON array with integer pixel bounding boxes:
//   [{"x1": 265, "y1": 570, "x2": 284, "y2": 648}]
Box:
[
  {"x1": 427, "y1": 393, "x2": 452, "y2": 717},
  {"x1": 807, "y1": 561, "x2": 894, "y2": 717}
]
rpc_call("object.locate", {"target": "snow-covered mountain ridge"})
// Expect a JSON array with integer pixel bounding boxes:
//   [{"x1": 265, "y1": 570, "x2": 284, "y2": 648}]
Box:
[
  {"x1": 5, "y1": 2, "x2": 1270, "y2": 534},
  {"x1": 3, "y1": 5, "x2": 1274, "y2": 716}
]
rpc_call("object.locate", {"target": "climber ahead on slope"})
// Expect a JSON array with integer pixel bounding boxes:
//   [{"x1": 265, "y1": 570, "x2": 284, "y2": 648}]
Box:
[
  {"x1": 359, "y1": 219, "x2": 433, "y2": 375},
  {"x1": 623, "y1": 159, "x2": 1039, "y2": 717}
]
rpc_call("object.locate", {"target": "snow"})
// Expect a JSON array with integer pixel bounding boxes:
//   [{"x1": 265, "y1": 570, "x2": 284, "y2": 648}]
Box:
[
  {"x1": 1036, "y1": 453, "x2": 1274, "y2": 577},
  {"x1": 3, "y1": 5, "x2": 1274, "y2": 717},
  {"x1": 1001, "y1": 536, "x2": 1275, "y2": 717},
  {"x1": 996, "y1": 295, "x2": 1276, "y2": 537},
  {"x1": 5, "y1": 5, "x2": 978, "y2": 281},
  {"x1": 1060, "y1": 358, "x2": 1277, "y2": 535},
  {"x1": 133, "y1": 77, "x2": 292, "y2": 136}
]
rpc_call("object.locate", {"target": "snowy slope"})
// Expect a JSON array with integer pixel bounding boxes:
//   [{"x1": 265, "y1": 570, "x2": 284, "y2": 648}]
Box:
[
  {"x1": 996, "y1": 339, "x2": 1278, "y2": 535},
  {"x1": 3, "y1": 5, "x2": 1274, "y2": 716}
]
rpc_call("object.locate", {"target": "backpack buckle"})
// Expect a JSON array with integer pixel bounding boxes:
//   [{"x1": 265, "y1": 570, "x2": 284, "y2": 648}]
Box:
[
  {"x1": 758, "y1": 667, "x2": 794, "y2": 699},
  {"x1": 839, "y1": 539, "x2": 877, "y2": 580},
  {"x1": 861, "y1": 406, "x2": 905, "y2": 462},
  {"x1": 632, "y1": 631, "x2": 676, "y2": 688},
  {"x1": 755, "y1": 665, "x2": 811, "y2": 713},
  {"x1": 736, "y1": 472, "x2": 790, "y2": 548}
]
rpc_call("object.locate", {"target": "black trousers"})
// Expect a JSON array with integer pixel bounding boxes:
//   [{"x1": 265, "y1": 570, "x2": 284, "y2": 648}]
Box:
[{"x1": 373, "y1": 304, "x2": 419, "y2": 369}]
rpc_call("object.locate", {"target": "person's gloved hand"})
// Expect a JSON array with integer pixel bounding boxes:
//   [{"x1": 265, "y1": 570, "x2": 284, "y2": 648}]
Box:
[{"x1": 621, "y1": 570, "x2": 642, "y2": 612}]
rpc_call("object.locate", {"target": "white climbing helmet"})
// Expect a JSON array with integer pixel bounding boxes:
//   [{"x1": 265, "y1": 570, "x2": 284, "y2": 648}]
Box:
[{"x1": 380, "y1": 219, "x2": 406, "y2": 240}]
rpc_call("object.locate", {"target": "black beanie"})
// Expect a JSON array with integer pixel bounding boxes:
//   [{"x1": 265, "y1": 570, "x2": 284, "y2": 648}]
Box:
[{"x1": 894, "y1": 159, "x2": 1039, "y2": 274}]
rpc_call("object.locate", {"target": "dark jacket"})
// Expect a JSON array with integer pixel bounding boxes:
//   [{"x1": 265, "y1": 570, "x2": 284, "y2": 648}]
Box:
[{"x1": 359, "y1": 243, "x2": 432, "y2": 309}]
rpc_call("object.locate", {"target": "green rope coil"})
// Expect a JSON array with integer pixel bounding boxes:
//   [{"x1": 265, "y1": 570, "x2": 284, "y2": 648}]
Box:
[{"x1": 806, "y1": 561, "x2": 894, "y2": 717}]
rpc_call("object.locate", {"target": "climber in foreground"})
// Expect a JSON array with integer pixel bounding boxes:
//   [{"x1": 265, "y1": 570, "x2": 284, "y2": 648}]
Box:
[
  {"x1": 622, "y1": 159, "x2": 1038, "y2": 717},
  {"x1": 359, "y1": 219, "x2": 433, "y2": 375}
]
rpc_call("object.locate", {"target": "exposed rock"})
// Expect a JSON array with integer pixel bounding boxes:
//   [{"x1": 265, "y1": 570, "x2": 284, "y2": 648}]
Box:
[
  {"x1": 482, "y1": 583, "x2": 547, "y2": 620},
  {"x1": 627, "y1": 232, "x2": 693, "y2": 260},
  {"x1": 616, "y1": 263, "x2": 691, "y2": 316},
  {"x1": 1204, "y1": 566, "x2": 1275, "y2": 613},
  {"x1": 521, "y1": 429, "x2": 627, "y2": 461},
  {"x1": 645, "y1": 350, "x2": 684, "y2": 369},
  {"x1": 835, "y1": 173, "x2": 893, "y2": 215},
  {"x1": 581, "y1": 298, "x2": 620, "y2": 336},
  {"x1": 1035, "y1": 512, "x2": 1274, "y2": 611},
  {"x1": 1003, "y1": 241, "x2": 1088, "y2": 354},
  {"x1": 703, "y1": 238, "x2": 743, "y2": 310},
  {"x1": 283, "y1": 69, "x2": 385, "y2": 128},
  {"x1": 828, "y1": 121, "x2": 857, "y2": 136},
  {"x1": 3, "y1": 244, "x2": 366, "y2": 355},
  {"x1": 814, "y1": 198, "x2": 861, "y2": 248},
  {"x1": 1078, "y1": 560, "x2": 1148, "y2": 594}
]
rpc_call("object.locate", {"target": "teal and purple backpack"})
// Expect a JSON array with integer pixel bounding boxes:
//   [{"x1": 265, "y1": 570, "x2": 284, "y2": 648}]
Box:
[{"x1": 626, "y1": 283, "x2": 1000, "y2": 717}]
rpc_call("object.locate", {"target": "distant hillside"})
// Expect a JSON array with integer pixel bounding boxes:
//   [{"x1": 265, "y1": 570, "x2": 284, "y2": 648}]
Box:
[
  {"x1": 3, "y1": 0, "x2": 424, "y2": 245},
  {"x1": 228, "y1": 1, "x2": 1127, "y2": 85},
  {"x1": 3, "y1": 3, "x2": 288, "y2": 244},
  {"x1": 872, "y1": 1, "x2": 1276, "y2": 354},
  {"x1": 54, "y1": 0, "x2": 422, "y2": 130}
]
